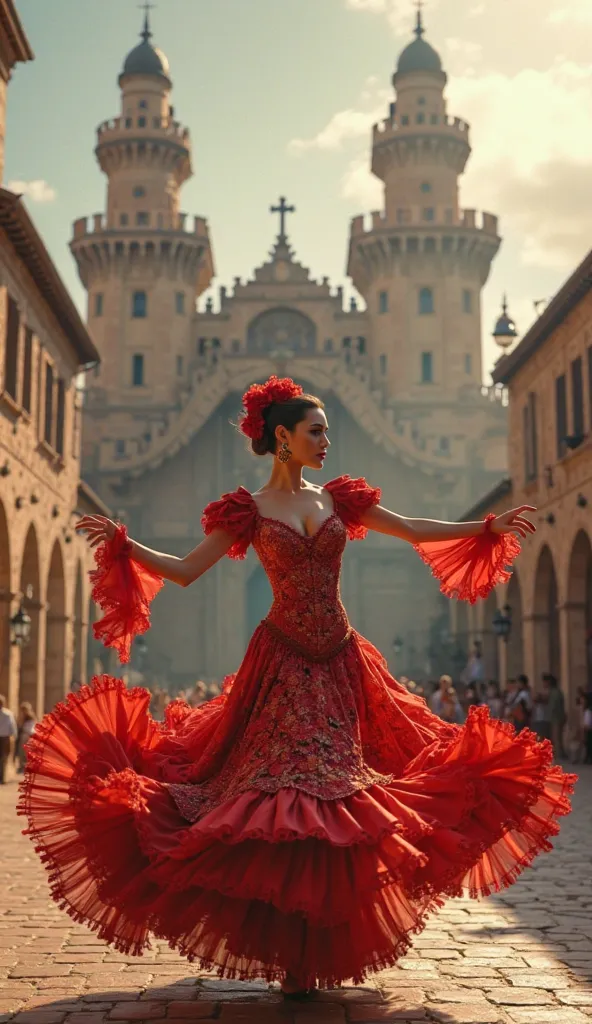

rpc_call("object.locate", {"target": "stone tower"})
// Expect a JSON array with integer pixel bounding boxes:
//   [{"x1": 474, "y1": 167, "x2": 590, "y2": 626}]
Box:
[
  {"x1": 348, "y1": 9, "x2": 500, "y2": 426},
  {"x1": 71, "y1": 9, "x2": 213, "y2": 472}
]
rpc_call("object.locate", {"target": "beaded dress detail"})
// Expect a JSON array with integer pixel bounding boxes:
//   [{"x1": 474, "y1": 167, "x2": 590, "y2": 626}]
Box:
[{"x1": 18, "y1": 476, "x2": 576, "y2": 990}]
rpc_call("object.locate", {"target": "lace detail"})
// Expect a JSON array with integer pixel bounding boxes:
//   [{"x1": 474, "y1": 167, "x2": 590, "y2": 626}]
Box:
[
  {"x1": 324, "y1": 475, "x2": 382, "y2": 540},
  {"x1": 414, "y1": 525, "x2": 522, "y2": 604},
  {"x1": 89, "y1": 527, "x2": 164, "y2": 664},
  {"x1": 201, "y1": 486, "x2": 257, "y2": 559}
]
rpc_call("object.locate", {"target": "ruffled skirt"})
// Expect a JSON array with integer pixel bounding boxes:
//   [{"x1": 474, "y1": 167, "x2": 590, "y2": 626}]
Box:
[{"x1": 17, "y1": 627, "x2": 576, "y2": 989}]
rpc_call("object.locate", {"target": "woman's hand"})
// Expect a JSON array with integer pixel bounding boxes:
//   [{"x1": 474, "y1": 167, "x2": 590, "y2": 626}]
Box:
[
  {"x1": 490, "y1": 505, "x2": 536, "y2": 539},
  {"x1": 75, "y1": 514, "x2": 118, "y2": 549}
]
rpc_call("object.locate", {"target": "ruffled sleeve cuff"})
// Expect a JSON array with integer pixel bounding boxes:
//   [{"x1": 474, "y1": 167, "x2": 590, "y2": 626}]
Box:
[
  {"x1": 90, "y1": 524, "x2": 164, "y2": 664},
  {"x1": 414, "y1": 515, "x2": 521, "y2": 604},
  {"x1": 201, "y1": 486, "x2": 258, "y2": 560},
  {"x1": 324, "y1": 475, "x2": 382, "y2": 540}
]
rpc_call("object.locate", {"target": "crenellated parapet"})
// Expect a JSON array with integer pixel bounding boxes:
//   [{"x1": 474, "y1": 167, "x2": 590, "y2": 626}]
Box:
[
  {"x1": 70, "y1": 213, "x2": 214, "y2": 291},
  {"x1": 372, "y1": 112, "x2": 471, "y2": 180},
  {"x1": 347, "y1": 206, "x2": 500, "y2": 293},
  {"x1": 95, "y1": 115, "x2": 192, "y2": 183}
]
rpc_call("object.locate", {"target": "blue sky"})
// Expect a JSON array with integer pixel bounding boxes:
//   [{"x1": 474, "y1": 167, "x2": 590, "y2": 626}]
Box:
[{"x1": 6, "y1": 0, "x2": 592, "y2": 379}]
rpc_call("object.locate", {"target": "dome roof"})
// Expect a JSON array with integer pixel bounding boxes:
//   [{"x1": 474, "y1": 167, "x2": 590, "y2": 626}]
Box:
[
  {"x1": 397, "y1": 36, "x2": 442, "y2": 75},
  {"x1": 396, "y1": 10, "x2": 443, "y2": 76},
  {"x1": 120, "y1": 12, "x2": 171, "y2": 83}
]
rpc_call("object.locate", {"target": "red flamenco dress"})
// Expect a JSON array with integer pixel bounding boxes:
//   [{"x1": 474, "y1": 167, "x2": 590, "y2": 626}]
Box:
[{"x1": 18, "y1": 476, "x2": 576, "y2": 989}]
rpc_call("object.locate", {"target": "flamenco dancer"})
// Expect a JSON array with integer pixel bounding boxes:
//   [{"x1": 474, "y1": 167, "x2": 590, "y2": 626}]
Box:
[{"x1": 18, "y1": 376, "x2": 576, "y2": 999}]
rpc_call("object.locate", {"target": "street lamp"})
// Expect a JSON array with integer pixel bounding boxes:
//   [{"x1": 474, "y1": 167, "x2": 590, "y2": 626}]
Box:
[
  {"x1": 10, "y1": 585, "x2": 33, "y2": 647},
  {"x1": 492, "y1": 603, "x2": 512, "y2": 643},
  {"x1": 392, "y1": 636, "x2": 404, "y2": 656}
]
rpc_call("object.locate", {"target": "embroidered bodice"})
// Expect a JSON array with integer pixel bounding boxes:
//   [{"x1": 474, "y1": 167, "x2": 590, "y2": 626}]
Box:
[{"x1": 201, "y1": 475, "x2": 382, "y2": 659}]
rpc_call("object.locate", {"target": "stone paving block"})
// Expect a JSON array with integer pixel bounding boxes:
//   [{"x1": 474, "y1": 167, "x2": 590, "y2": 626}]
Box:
[
  {"x1": 166, "y1": 999, "x2": 219, "y2": 1015},
  {"x1": 108, "y1": 1001, "x2": 167, "y2": 1019},
  {"x1": 346, "y1": 1006, "x2": 428, "y2": 1021},
  {"x1": 199, "y1": 978, "x2": 271, "y2": 992},
  {"x1": 427, "y1": 1004, "x2": 508, "y2": 1024},
  {"x1": 487, "y1": 988, "x2": 554, "y2": 1004},
  {"x1": 504, "y1": 1011, "x2": 588, "y2": 1024},
  {"x1": 311, "y1": 987, "x2": 383, "y2": 1004},
  {"x1": 10, "y1": 1014, "x2": 68, "y2": 1024},
  {"x1": 219, "y1": 1006, "x2": 296, "y2": 1021},
  {"x1": 439, "y1": 964, "x2": 501, "y2": 978},
  {"x1": 558, "y1": 992, "x2": 592, "y2": 1005},
  {"x1": 292, "y1": 1008, "x2": 346, "y2": 1023},
  {"x1": 499, "y1": 971, "x2": 573, "y2": 988},
  {"x1": 63, "y1": 1014, "x2": 109, "y2": 1024},
  {"x1": 10, "y1": 967, "x2": 73, "y2": 979}
]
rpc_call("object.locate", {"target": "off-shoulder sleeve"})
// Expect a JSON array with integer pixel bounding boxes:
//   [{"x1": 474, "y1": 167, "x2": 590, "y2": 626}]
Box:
[
  {"x1": 324, "y1": 475, "x2": 382, "y2": 540},
  {"x1": 201, "y1": 486, "x2": 258, "y2": 560},
  {"x1": 90, "y1": 524, "x2": 164, "y2": 665},
  {"x1": 414, "y1": 515, "x2": 521, "y2": 604}
]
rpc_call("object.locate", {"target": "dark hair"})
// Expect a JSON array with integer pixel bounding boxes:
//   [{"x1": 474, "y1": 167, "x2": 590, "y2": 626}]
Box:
[
  {"x1": 517, "y1": 673, "x2": 529, "y2": 687},
  {"x1": 250, "y1": 393, "x2": 324, "y2": 457}
]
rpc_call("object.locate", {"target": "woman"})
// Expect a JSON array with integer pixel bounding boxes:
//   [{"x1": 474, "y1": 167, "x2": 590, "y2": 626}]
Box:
[{"x1": 18, "y1": 376, "x2": 576, "y2": 999}]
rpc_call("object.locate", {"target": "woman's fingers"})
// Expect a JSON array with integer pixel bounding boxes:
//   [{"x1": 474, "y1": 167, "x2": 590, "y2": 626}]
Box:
[{"x1": 513, "y1": 515, "x2": 536, "y2": 533}]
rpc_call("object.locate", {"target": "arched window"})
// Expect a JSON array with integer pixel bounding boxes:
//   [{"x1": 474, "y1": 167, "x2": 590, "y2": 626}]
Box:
[
  {"x1": 138, "y1": 116, "x2": 146, "y2": 128},
  {"x1": 246, "y1": 307, "x2": 317, "y2": 354},
  {"x1": 132, "y1": 291, "x2": 147, "y2": 318},
  {"x1": 419, "y1": 287, "x2": 434, "y2": 315}
]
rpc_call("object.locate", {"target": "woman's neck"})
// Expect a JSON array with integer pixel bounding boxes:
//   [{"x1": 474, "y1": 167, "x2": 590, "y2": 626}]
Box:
[{"x1": 263, "y1": 461, "x2": 305, "y2": 493}]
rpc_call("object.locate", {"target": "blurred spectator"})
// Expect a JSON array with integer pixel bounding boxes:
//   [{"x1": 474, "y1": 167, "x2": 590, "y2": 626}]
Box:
[
  {"x1": 485, "y1": 680, "x2": 503, "y2": 719},
  {"x1": 0, "y1": 695, "x2": 16, "y2": 784},
  {"x1": 542, "y1": 673, "x2": 566, "y2": 759},
  {"x1": 14, "y1": 702, "x2": 36, "y2": 775},
  {"x1": 430, "y1": 675, "x2": 463, "y2": 723},
  {"x1": 462, "y1": 682, "x2": 482, "y2": 716},
  {"x1": 504, "y1": 678, "x2": 531, "y2": 733},
  {"x1": 531, "y1": 688, "x2": 551, "y2": 742},
  {"x1": 583, "y1": 694, "x2": 592, "y2": 764}
]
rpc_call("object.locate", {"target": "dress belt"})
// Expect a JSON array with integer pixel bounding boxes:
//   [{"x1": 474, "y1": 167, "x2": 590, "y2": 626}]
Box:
[{"x1": 262, "y1": 618, "x2": 354, "y2": 662}]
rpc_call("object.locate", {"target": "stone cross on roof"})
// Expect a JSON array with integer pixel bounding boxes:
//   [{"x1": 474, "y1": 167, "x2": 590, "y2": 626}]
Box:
[
  {"x1": 138, "y1": 1, "x2": 156, "y2": 40},
  {"x1": 270, "y1": 196, "x2": 295, "y2": 242}
]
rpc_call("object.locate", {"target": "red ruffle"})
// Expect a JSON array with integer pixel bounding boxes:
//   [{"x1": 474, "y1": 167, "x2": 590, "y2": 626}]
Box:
[
  {"x1": 414, "y1": 524, "x2": 521, "y2": 604},
  {"x1": 324, "y1": 475, "x2": 382, "y2": 540},
  {"x1": 17, "y1": 675, "x2": 576, "y2": 990},
  {"x1": 201, "y1": 487, "x2": 258, "y2": 560},
  {"x1": 90, "y1": 526, "x2": 164, "y2": 663}
]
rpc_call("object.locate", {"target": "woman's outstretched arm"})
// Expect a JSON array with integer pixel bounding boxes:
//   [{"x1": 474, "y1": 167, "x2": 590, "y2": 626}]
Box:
[
  {"x1": 75, "y1": 515, "x2": 234, "y2": 586},
  {"x1": 358, "y1": 504, "x2": 536, "y2": 544}
]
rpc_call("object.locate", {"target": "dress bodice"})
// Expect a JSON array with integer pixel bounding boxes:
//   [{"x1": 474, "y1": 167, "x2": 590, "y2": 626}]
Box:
[
  {"x1": 253, "y1": 513, "x2": 349, "y2": 658},
  {"x1": 201, "y1": 476, "x2": 382, "y2": 659}
]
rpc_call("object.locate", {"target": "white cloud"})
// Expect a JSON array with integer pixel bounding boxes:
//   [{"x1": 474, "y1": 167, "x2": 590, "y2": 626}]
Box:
[
  {"x1": 7, "y1": 179, "x2": 57, "y2": 203},
  {"x1": 547, "y1": 0, "x2": 592, "y2": 23}
]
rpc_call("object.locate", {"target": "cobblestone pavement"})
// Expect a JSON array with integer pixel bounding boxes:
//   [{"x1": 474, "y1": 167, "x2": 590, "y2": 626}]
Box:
[{"x1": 1, "y1": 765, "x2": 591, "y2": 1024}]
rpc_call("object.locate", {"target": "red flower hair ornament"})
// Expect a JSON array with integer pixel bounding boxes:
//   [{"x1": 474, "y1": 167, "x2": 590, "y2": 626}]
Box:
[{"x1": 238, "y1": 375, "x2": 304, "y2": 442}]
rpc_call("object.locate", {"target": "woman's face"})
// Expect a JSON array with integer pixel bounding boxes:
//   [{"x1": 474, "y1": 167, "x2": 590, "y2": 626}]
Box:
[{"x1": 278, "y1": 407, "x2": 330, "y2": 470}]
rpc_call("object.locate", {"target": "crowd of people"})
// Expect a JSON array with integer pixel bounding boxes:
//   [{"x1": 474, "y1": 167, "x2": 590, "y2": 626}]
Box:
[
  {"x1": 147, "y1": 678, "x2": 224, "y2": 721},
  {"x1": 399, "y1": 672, "x2": 592, "y2": 764}
]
